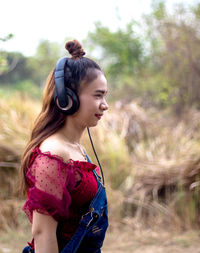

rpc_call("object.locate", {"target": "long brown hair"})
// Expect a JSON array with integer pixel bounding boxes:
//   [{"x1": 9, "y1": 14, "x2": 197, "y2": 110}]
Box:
[
  {"x1": 20, "y1": 69, "x2": 66, "y2": 195},
  {"x1": 20, "y1": 40, "x2": 102, "y2": 195}
]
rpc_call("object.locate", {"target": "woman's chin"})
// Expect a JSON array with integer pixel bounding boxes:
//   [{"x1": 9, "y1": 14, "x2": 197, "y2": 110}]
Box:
[{"x1": 86, "y1": 121, "x2": 98, "y2": 128}]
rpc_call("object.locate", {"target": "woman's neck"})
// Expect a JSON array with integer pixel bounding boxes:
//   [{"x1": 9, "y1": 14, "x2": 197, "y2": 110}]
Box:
[{"x1": 58, "y1": 117, "x2": 85, "y2": 144}]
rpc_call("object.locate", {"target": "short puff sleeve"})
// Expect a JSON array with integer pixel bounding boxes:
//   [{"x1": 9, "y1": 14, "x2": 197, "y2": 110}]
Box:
[{"x1": 23, "y1": 151, "x2": 77, "y2": 222}]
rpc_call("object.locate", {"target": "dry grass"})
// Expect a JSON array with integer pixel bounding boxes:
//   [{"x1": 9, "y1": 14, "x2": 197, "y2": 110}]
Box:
[
  {"x1": 0, "y1": 94, "x2": 200, "y2": 236},
  {"x1": 103, "y1": 226, "x2": 200, "y2": 253},
  {"x1": 0, "y1": 92, "x2": 41, "y2": 231},
  {"x1": 104, "y1": 101, "x2": 200, "y2": 230},
  {"x1": 0, "y1": 92, "x2": 40, "y2": 154}
]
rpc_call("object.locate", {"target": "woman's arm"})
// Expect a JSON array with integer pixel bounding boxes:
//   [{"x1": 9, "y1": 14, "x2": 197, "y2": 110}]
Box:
[{"x1": 32, "y1": 211, "x2": 58, "y2": 253}]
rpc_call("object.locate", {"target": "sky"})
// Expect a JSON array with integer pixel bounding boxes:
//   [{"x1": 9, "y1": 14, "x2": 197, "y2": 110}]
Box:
[{"x1": 0, "y1": 0, "x2": 197, "y2": 56}]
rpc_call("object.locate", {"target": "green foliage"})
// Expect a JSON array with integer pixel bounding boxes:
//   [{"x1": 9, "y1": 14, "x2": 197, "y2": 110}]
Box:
[
  {"x1": 12, "y1": 80, "x2": 42, "y2": 99},
  {"x1": 0, "y1": 52, "x2": 32, "y2": 84},
  {"x1": 0, "y1": 33, "x2": 14, "y2": 74},
  {"x1": 0, "y1": 80, "x2": 42, "y2": 100},
  {"x1": 0, "y1": 40, "x2": 62, "y2": 89},
  {"x1": 151, "y1": 0, "x2": 166, "y2": 20},
  {"x1": 0, "y1": 52, "x2": 8, "y2": 74},
  {"x1": 146, "y1": 2, "x2": 200, "y2": 114},
  {"x1": 191, "y1": 3, "x2": 200, "y2": 18},
  {"x1": 0, "y1": 34, "x2": 13, "y2": 42},
  {"x1": 87, "y1": 21, "x2": 146, "y2": 99},
  {"x1": 28, "y1": 40, "x2": 61, "y2": 84},
  {"x1": 86, "y1": 1, "x2": 200, "y2": 114}
]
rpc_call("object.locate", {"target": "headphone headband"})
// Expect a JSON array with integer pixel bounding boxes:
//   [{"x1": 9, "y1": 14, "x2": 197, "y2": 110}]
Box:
[
  {"x1": 54, "y1": 57, "x2": 68, "y2": 108},
  {"x1": 54, "y1": 57, "x2": 80, "y2": 115}
]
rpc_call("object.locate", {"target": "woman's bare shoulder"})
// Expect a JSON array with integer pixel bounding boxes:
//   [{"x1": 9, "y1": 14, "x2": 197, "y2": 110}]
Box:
[{"x1": 39, "y1": 136, "x2": 71, "y2": 162}]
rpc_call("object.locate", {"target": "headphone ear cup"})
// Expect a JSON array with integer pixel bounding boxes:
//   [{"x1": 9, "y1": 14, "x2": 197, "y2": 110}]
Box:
[
  {"x1": 54, "y1": 87, "x2": 80, "y2": 115},
  {"x1": 55, "y1": 94, "x2": 73, "y2": 111}
]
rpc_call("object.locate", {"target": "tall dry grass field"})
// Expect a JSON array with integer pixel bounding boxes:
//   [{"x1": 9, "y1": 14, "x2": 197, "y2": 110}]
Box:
[{"x1": 0, "y1": 92, "x2": 200, "y2": 252}]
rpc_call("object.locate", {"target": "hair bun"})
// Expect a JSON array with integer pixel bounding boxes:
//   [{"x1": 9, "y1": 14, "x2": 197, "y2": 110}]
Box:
[{"x1": 65, "y1": 40, "x2": 86, "y2": 59}]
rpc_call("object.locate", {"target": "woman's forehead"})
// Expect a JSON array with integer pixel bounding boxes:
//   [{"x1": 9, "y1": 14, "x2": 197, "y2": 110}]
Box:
[{"x1": 81, "y1": 73, "x2": 108, "y2": 93}]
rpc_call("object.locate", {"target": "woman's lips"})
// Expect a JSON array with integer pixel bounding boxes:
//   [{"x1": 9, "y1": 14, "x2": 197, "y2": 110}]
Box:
[{"x1": 95, "y1": 114, "x2": 103, "y2": 119}]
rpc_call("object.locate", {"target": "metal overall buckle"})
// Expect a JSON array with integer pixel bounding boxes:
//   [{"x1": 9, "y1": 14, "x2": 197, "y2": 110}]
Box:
[{"x1": 81, "y1": 208, "x2": 99, "y2": 228}]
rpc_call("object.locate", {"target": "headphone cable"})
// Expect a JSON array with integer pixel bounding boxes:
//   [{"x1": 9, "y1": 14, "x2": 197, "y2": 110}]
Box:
[{"x1": 87, "y1": 127, "x2": 105, "y2": 186}]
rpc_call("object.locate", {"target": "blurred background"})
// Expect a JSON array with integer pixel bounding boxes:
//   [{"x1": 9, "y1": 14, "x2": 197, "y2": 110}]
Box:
[{"x1": 0, "y1": 0, "x2": 200, "y2": 252}]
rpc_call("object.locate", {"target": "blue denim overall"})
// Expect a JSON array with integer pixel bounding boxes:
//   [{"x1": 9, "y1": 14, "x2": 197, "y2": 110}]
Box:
[{"x1": 22, "y1": 155, "x2": 109, "y2": 253}]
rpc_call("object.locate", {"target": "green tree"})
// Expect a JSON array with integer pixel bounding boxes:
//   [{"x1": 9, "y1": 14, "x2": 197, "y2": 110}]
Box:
[
  {"x1": 0, "y1": 52, "x2": 31, "y2": 84},
  {"x1": 27, "y1": 40, "x2": 61, "y2": 86},
  {"x1": 0, "y1": 40, "x2": 62, "y2": 88},
  {"x1": 144, "y1": 0, "x2": 200, "y2": 113},
  {"x1": 0, "y1": 34, "x2": 13, "y2": 75},
  {"x1": 87, "y1": 21, "x2": 146, "y2": 101}
]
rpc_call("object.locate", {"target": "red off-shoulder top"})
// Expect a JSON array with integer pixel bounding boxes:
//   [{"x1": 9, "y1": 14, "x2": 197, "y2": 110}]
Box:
[{"x1": 23, "y1": 147, "x2": 99, "y2": 251}]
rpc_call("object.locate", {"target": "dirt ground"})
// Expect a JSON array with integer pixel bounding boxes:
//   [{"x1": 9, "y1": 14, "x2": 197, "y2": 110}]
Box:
[
  {"x1": 1, "y1": 221, "x2": 200, "y2": 253},
  {"x1": 103, "y1": 224, "x2": 200, "y2": 253}
]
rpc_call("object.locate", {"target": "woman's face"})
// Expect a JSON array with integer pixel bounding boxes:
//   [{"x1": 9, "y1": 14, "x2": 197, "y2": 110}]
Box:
[{"x1": 74, "y1": 72, "x2": 109, "y2": 127}]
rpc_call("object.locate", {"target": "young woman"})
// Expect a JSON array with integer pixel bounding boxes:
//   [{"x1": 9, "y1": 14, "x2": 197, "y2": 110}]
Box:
[{"x1": 20, "y1": 40, "x2": 109, "y2": 253}]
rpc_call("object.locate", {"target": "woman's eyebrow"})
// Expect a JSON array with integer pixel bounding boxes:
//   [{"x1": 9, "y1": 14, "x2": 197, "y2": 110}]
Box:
[{"x1": 94, "y1": 89, "x2": 108, "y2": 94}]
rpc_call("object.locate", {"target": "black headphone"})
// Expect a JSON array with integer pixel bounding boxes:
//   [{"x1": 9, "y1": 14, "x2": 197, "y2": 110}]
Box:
[{"x1": 54, "y1": 57, "x2": 80, "y2": 115}]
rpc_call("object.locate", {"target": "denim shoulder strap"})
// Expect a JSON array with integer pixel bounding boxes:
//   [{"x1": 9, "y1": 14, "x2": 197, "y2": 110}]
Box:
[
  {"x1": 85, "y1": 153, "x2": 92, "y2": 163},
  {"x1": 85, "y1": 153, "x2": 102, "y2": 183}
]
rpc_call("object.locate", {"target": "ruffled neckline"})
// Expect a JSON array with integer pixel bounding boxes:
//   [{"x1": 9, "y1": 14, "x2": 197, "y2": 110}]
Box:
[{"x1": 31, "y1": 146, "x2": 97, "y2": 171}]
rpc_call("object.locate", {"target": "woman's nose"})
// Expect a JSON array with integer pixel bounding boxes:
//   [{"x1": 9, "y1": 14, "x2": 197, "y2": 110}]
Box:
[{"x1": 101, "y1": 99, "x2": 109, "y2": 111}]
